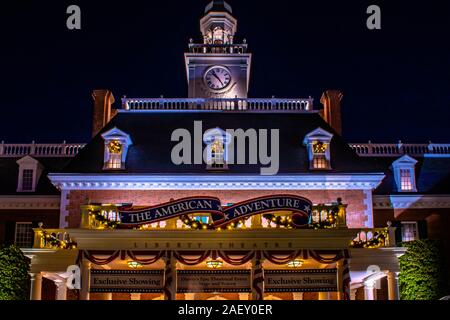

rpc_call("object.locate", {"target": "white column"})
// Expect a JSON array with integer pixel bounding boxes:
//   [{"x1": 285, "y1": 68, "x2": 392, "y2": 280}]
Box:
[
  {"x1": 293, "y1": 292, "x2": 303, "y2": 300},
  {"x1": 29, "y1": 272, "x2": 42, "y2": 300},
  {"x1": 238, "y1": 293, "x2": 250, "y2": 300},
  {"x1": 55, "y1": 280, "x2": 67, "y2": 300},
  {"x1": 364, "y1": 280, "x2": 377, "y2": 300},
  {"x1": 130, "y1": 293, "x2": 141, "y2": 300},
  {"x1": 80, "y1": 260, "x2": 91, "y2": 300}
]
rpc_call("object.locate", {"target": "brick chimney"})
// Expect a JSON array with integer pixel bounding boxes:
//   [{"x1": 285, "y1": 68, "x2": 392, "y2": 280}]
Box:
[
  {"x1": 320, "y1": 90, "x2": 343, "y2": 135},
  {"x1": 91, "y1": 90, "x2": 116, "y2": 137}
]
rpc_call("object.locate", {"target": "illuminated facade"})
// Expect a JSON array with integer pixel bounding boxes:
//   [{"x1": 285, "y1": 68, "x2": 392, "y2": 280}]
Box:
[{"x1": 1, "y1": 0, "x2": 450, "y2": 301}]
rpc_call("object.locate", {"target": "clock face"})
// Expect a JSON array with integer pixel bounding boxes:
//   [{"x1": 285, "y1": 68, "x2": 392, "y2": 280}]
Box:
[{"x1": 204, "y1": 66, "x2": 232, "y2": 91}]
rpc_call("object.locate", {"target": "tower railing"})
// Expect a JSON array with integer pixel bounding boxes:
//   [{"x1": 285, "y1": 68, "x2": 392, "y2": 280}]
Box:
[
  {"x1": 188, "y1": 43, "x2": 248, "y2": 54},
  {"x1": 121, "y1": 97, "x2": 314, "y2": 112}
]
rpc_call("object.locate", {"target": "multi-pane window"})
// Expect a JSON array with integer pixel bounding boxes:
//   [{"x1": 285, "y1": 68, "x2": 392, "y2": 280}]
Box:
[
  {"x1": 400, "y1": 169, "x2": 413, "y2": 191},
  {"x1": 15, "y1": 222, "x2": 33, "y2": 248},
  {"x1": 312, "y1": 141, "x2": 329, "y2": 169},
  {"x1": 210, "y1": 140, "x2": 225, "y2": 168},
  {"x1": 401, "y1": 222, "x2": 418, "y2": 242},
  {"x1": 22, "y1": 169, "x2": 34, "y2": 191},
  {"x1": 107, "y1": 153, "x2": 122, "y2": 169},
  {"x1": 105, "y1": 140, "x2": 123, "y2": 169},
  {"x1": 313, "y1": 155, "x2": 328, "y2": 169}
]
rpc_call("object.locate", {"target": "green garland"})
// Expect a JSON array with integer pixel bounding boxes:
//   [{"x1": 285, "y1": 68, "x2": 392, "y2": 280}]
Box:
[
  {"x1": 350, "y1": 228, "x2": 388, "y2": 248},
  {"x1": 89, "y1": 210, "x2": 121, "y2": 229},
  {"x1": 262, "y1": 205, "x2": 339, "y2": 229},
  {"x1": 41, "y1": 230, "x2": 77, "y2": 249}
]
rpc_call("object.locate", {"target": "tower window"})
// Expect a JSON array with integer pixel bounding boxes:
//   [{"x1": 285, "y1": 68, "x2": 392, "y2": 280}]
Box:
[
  {"x1": 15, "y1": 222, "x2": 34, "y2": 248},
  {"x1": 204, "y1": 127, "x2": 230, "y2": 170},
  {"x1": 400, "y1": 169, "x2": 413, "y2": 191},
  {"x1": 210, "y1": 140, "x2": 225, "y2": 168},
  {"x1": 22, "y1": 169, "x2": 34, "y2": 191}
]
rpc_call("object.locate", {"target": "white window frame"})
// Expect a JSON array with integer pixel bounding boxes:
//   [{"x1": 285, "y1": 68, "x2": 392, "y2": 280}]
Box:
[
  {"x1": 401, "y1": 221, "x2": 419, "y2": 242},
  {"x1": 204, "y1": 127, "x2": 231, "y2": 170},
  {"x1": 14, "y1": 222, "x2": 34, "y2": 248},
  {"x1": 16, "y1": 156, "x2": 43, "y2": 192},
  {"x1": 392, "y1": 155, "x2": 418, "y2": 192},
  {"x1": 303, "y1": 127, "x2": 333, "y2": 170},
  {"x1": 101, "y1": 127, "x2": 133, "y2": 170}
]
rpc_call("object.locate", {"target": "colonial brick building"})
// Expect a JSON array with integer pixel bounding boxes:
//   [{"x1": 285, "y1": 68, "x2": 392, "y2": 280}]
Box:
[{"x1": 1, "y1": 0, "x2": 449, "y2": 300}]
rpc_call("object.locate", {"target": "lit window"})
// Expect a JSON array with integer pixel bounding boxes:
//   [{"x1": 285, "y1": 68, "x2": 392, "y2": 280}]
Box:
[
  {"x1": 15, "y1": 222, "x2": 33, "y2": 248},
  {"x1": 211, "y1": 140, "x2": 225, "y2": 168},
  {"x1": 101, "y1": 127, "x2": 132, "y2": 171},
  {"x1": 401, "y1": 222, "x2": 418, "y2": 242},
  {"x1": 303, "y1": 128, "x2": 333, "y2": 171},
  {"x1": 204, "y1": 128, "x2": 229, "y2": 170},
  {"x1": 22, "y1": 169, "x2": 34, "y2": 191},
  {"x1": 313, "y1": 155, "x2": 328, "y2": 169},
  {"x1": 392, "y1": 155, "x2": 418, "y2": 192},
  {"x1": 400, "y1": 169, "x2": 413, "y2": 191}
]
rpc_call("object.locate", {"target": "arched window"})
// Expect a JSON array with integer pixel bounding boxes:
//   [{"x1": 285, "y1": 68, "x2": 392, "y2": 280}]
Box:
[{"x1": 203, "y1": 127, "x2": 231, "y2": 170}]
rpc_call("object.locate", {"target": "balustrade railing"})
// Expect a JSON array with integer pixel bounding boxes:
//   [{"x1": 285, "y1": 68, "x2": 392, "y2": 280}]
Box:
[
  {"x1": 33, "y1": 227, "x2": 76, "y2": 249},
  {"x1": 350, "y1": 224, "x2": 396, "y2": 248},
  {"x1": 0, "y1": 141, "x2": 84, "y2": 158},
  {"x1": 121, "y1": 97, "x2": 313, "y2": 112},
  {"x1": 349, "y1": 142, "x2": 450, "y2": 157},
  {"x1": 188, "y1": 43, "x2": 248, "y2": 54}
]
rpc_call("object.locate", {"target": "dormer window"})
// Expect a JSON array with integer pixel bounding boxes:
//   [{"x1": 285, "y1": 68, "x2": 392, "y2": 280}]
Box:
[
  {"x1": 16, "y1": 156, "x2": 43, "y2": 192},
  {"x1": 392, "y1": 155, "x2": 418, "y2": 192},
  {"x1": 303, "y1": 128, "x2": 333, "y2": 170},
  {"x1": 101, "y1": 127, "x2": 133, "y2": 170},
  {"x1": 204, "y1": 127, "x2": 230, "y2": 170}
]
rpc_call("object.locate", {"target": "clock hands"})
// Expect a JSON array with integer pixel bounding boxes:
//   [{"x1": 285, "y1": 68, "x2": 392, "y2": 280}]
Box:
[{"x1": 211, "y1": 70, "x2": 224, "y2": 86}]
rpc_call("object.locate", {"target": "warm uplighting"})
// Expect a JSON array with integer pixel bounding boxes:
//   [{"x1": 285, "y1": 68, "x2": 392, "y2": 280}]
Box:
[
  {"x1": 287, "y1": 259, "x2": 303, "y2": 268},
  {"x1": 206, "y1": 259, "x2": 223, "y2": 269},
  {"x1": 127, "y1": 261, "x2": 143, "y2": 269}
]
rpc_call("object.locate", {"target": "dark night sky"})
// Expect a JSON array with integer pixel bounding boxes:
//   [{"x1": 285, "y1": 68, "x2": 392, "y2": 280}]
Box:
[{"x1": 0, "y1": 0, "x2": 449, "y2": 143}]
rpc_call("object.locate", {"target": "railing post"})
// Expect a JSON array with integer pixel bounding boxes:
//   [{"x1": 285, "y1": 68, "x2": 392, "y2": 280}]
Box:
[
  {"x1": 33, "y1": 222, "x2": 44, "y2": 248},
  {"x1": 30, "y1": 140, "x2": 36, "y2": 156},
  {"x1": 0, "y1": 140, "x2": 3, "y2": 156},
  {"x1": 80, "y1": 205, "x2": 93, "y2": 229},
  {"x1": 386, "y1": 221, "x2": 396, "y2": 247},
  {"x1": 336, "y1": 200, "x2": 348, "y2": 229}
]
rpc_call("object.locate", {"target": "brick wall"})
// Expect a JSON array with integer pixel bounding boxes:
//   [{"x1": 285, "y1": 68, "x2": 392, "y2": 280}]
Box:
[{"x1": 65, "y1": 189, "x2": 369, "y2": 228}]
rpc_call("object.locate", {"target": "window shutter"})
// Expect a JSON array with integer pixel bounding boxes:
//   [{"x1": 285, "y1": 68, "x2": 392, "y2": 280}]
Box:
[
  {"x1": 417, "y1": 220, "x2": 428, "y2": 239},
  {"x1": 4, "y1": 221, "x2": 16, "y2": 246},
  {"x1": 391, "y1": 221, "x2": 403, "y2": 244}
]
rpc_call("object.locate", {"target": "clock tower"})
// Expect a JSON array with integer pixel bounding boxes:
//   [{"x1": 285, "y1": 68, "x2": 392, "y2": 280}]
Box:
[{"x1": 185, "y1": 0, "x2": 252, "y2": 99}]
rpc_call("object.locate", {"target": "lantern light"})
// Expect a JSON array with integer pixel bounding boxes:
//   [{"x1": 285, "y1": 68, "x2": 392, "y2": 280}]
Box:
[
  {"x1": 287, "y1": 259, "x2": 304, "y2": 268},
  {"x1": 206, "y1": 259, "x2": 223, "y2": 269},
  {"x1": 127, "y1": 261, "x2": 143, "y2": 269}
]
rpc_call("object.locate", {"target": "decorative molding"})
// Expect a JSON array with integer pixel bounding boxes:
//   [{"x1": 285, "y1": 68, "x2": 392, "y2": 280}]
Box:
[
  {"x1": 373, "y1": 195, "x2": 450, "y2": 209},
  {"x1": 363, "y1": 190, "x2": 374, "y2": 228},
  {"x1": 48, "y1": 174, "x2": 385, "y2": 191},
  {"x1": 0, "y1": 195, "x2": 60, "y2": 210}
]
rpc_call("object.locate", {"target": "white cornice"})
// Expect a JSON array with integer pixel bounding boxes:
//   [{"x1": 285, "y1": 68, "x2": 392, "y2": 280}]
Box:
[
  {"x1": 0, "y1": 195, "x2": 60, "y2": 210},
  {"x1": 48, "y1": 174, "x2": 385, "y2": 191},
  {"x1": 373, "y1": 195, "x2": 450, "y2": 209}
]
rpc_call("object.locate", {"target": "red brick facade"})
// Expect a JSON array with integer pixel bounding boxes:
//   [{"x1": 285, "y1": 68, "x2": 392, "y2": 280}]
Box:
[{"x1": 65, "y1": 189, "x2": 369, "y2": 228}]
